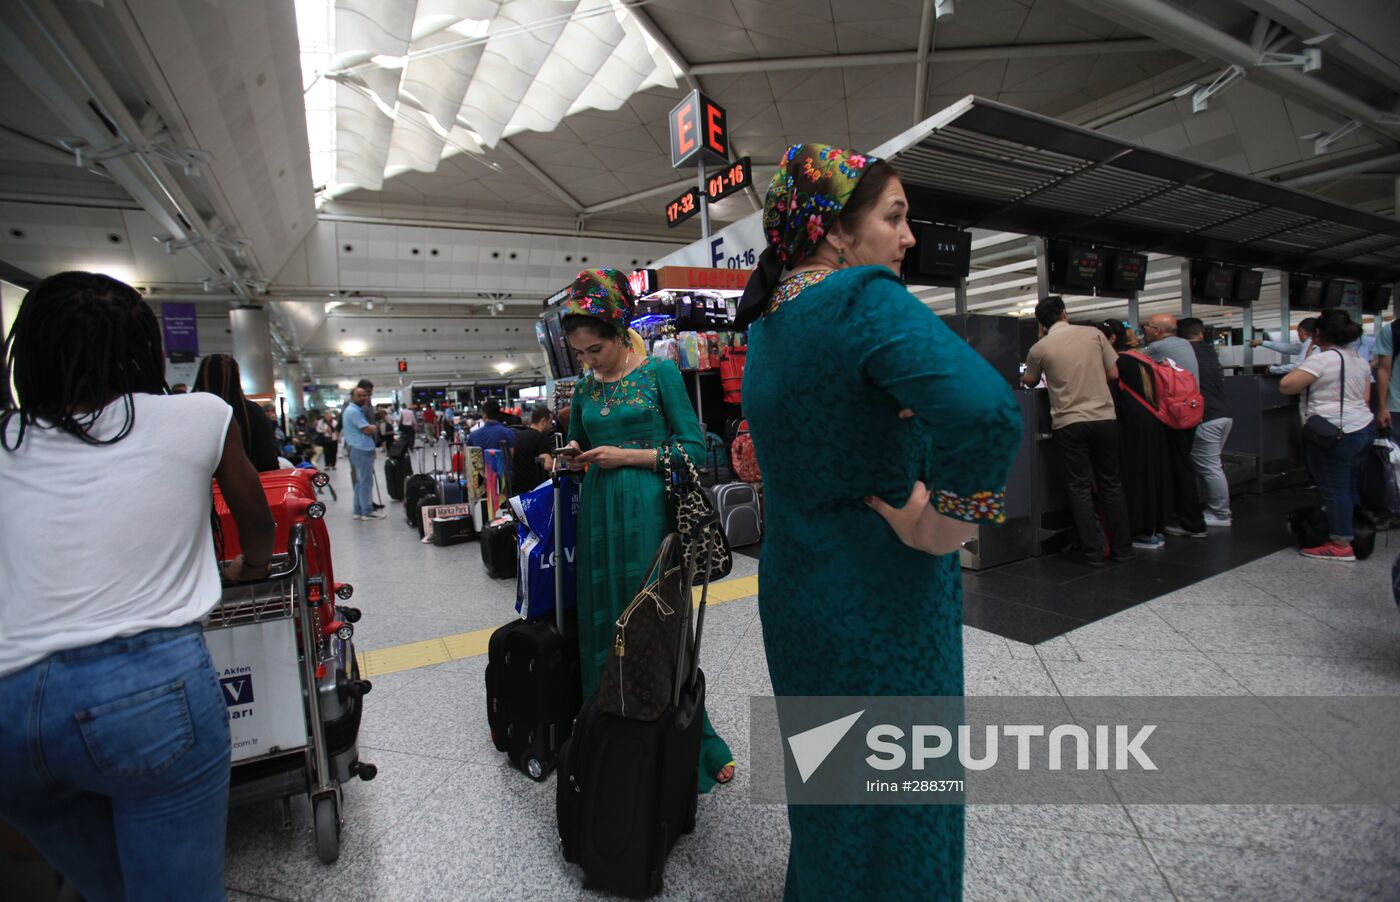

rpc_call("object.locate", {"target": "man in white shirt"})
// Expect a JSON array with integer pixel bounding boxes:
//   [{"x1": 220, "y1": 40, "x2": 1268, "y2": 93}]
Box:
[
  {"x1": 398, "y1": 404, "x2": 417, "y2": 447},
  {"x1": 1250, "y1": 317, "x2": 1316, "y2": 374}
]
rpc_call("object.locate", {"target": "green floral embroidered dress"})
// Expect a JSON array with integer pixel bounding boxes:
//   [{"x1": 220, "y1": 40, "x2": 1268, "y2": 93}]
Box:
[
  {"x1": 568, "y1": 355, "x2": 733, "y2": 791},
  {"x1": 745, "y1": 266, "x2": 1021, "y2": 900}
]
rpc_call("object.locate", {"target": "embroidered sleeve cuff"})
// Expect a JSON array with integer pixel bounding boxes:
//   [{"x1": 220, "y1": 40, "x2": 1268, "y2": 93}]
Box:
[{"x1": 934, "y1": 488, "x2": 1006, "y2": 524}]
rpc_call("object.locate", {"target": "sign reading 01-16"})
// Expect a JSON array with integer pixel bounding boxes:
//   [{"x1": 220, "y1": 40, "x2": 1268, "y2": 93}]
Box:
[
  {"x1": 706, "y1": 158, "x2": 751, "y2": 203},
  {"x1": 664, "y1": 157, "x2": 752, "y2": 228}
]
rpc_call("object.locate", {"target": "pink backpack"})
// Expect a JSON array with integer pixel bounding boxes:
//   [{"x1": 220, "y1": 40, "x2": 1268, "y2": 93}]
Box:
[{"x1": 1118, "y1": 350, "x2": 1204, "y2": 430}]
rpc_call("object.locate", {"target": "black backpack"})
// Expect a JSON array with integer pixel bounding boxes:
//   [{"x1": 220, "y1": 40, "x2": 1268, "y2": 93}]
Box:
[
  {"x1": 1358, "y1": 441, "x2": 1400, "y2": 525},
  {"x1": 1289, "y1": 506, "x2": 1376, "y2": 560}
]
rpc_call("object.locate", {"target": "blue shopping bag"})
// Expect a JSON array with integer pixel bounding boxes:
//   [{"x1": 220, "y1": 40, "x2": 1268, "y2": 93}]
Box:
[{"x1": 509, "y1": 475, "x2": 579, "y2": 620}]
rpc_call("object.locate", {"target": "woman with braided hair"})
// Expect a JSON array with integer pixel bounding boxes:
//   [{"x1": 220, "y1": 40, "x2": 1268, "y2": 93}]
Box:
[
  {"x1": 195, "y1": 352, "x2": 282, "y2": 472},
  {"x1": 0, "y1": 271, "x2": 274, "y2": 899}
]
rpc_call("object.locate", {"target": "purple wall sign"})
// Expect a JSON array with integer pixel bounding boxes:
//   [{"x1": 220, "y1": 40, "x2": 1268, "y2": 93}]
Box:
[{"x1": 161, "y1": 302, "x2": 199, "y2": 363}]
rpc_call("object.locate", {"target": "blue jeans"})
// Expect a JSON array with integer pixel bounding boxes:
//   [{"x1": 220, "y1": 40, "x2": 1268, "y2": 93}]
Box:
[
  {"x1": 349, "y1": 446, "x2": 375, "y2": 515},
  {"x1": 1303, "y1": 421, "x2": 1376, "y2": 542},
  {"x1": 0, "y1": 624, "x2": 231, "y2": 901}
]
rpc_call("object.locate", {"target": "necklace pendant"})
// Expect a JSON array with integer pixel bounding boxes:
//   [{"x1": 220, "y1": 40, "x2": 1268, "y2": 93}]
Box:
[{"x1": 599, "y1": 406, "x2": 611, "y2": 417}]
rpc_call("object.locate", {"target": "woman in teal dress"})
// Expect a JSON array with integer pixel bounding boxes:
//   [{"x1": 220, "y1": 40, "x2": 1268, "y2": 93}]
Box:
[
  {"x1": 560, "y1": 269, "x2": 735, "y2": 792},
  {"x1": 735, "y1": 146, "x2": 1021, "y2": 899}
]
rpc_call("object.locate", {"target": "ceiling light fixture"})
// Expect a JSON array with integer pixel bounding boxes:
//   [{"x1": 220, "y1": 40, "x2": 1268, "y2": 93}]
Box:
[
  {"x1": 934, "y1": 0, "x2": 954, "y2": 20},
  {"x1": 341, "y1": 340, "x2": 366, "y2": 355}
]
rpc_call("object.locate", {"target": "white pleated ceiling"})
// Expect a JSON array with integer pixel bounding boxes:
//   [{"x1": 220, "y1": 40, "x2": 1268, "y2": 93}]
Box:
[{"x1": 311, "y1": 0, "x2": 676, "y2": 197}]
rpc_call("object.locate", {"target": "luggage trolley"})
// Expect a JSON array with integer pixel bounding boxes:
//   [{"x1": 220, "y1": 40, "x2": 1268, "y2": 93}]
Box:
[{"x1": 204, "y1": 492, "x2": 377, "y2": 864}]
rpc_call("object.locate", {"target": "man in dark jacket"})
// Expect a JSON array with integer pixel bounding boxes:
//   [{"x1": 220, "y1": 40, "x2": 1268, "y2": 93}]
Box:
[
  {"x1": 1180, "y1": 318, "x2": 1232, "y2": 527},
  {"x1": 467, "y1": 400, "x2": 517, "y2": 479}
]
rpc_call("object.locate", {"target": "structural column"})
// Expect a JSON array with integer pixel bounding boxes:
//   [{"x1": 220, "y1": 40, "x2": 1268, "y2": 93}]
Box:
[
  {"x1": 230, "y1": 305, "x2": 275, "y2": 397},
  {"x1": 280, "y1": 360, "x2": 304, "y2": 420}
]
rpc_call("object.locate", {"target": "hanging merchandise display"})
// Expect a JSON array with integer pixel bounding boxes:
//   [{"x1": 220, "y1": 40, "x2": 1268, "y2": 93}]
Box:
[{"x1": 484, "y1": 447, "x2": 510, "y2": 519}]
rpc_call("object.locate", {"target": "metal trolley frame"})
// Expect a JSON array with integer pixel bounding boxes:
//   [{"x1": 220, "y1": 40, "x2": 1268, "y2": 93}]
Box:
[{"x1": 204, "y1": 521, "x2": 375, "y2": 863}]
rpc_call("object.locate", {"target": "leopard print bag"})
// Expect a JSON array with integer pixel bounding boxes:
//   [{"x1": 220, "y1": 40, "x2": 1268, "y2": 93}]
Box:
[{"x1": 663, "y1": 442, "x2": 732, "y2": 582}]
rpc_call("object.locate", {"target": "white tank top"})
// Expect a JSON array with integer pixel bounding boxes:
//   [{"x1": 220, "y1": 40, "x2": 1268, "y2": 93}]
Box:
[{"x1": 0, "y1": 392, "x2": 231, "y2": 676}]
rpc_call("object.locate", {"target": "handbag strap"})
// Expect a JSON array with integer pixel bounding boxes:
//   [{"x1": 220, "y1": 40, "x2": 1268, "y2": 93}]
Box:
[
  {"x1": 1336, "y1": 350, "x2": 1345, "y2": 425},
  {"x1": 1305, "y1": 349, "x2": 1346, "y2": 424},
  {"x1": 635, "y1": 531, "x2": 684, "y2": 598}
]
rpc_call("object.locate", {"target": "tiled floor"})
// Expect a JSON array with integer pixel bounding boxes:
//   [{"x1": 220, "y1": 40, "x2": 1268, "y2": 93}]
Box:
[{"x1": 221, "y1": 457, "x2": 1400, "y2": 900}]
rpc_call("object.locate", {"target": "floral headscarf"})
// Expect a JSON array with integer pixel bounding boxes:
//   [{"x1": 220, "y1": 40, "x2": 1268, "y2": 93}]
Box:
[
  {"x1": 735, "y1": 143, "x2": 879, "y2": 328},
  {"x1": 561, "y1": 268, "x2": 634, "y2": 336}
]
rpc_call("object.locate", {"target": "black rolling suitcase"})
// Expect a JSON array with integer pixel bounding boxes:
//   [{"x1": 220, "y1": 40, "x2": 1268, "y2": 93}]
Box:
[
  {"x1": 405, "y1": 478, "x2": 439, "y2": 529},
  {"x1": 481, "y1": 519, "x2": 518, "y2": 578},
  {"x1": 485, "y1": 441, "x2": 580, "y2": 780},
  {"x1": 404, "y1": 447, "x2": 440, "y2": 529},
  {"x1": 384, "y1": 455, "x2": 411, "y2": 501},
  {"x1": 557, "y1": 533, "x2": 715, "y2": 898}
]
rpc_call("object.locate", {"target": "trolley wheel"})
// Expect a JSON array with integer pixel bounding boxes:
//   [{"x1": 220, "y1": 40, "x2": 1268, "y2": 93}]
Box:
[
  {"x1": 524, "y1": 755, "x2": 547, "y2": 782},
  {"x1": 313, "y1": 795, "x2": 340, "y2": 864}
]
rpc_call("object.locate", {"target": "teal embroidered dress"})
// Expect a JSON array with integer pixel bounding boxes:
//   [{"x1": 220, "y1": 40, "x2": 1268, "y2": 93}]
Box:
[
  {"x1": 568, "y1": 355, "x2": 733, "y2": 791},
  {"x1": 744, "y1": 266, "x2": 1021, "y2": 900}
]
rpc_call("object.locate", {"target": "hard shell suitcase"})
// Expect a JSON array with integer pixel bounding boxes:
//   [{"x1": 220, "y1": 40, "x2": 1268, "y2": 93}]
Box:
[
  {"x1": 436, "y1": 474, "x2": 464, "y2": 505},
  {"x1": 484, "y1": 437, "x2": 580, "y2": 781},
  {"x1": 556, "y1": 530, "x2": 716, "y2": 898},
  {"x1": 212, "y1": 468, "x2": 353, "y2": 644},
  {"x1": 710, "y1": 482, "x2": 762, "y2": 548}
]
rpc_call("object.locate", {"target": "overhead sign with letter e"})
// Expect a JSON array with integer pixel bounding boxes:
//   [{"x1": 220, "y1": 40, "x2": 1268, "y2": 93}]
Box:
[{"x1": 669, "y1": 90, "x2": 729, "y2": 168}]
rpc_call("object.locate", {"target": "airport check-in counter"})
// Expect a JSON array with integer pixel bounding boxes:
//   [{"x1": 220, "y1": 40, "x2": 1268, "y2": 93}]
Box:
[
  {"x1": 939, "y1": 314, "x2": 1070, "y2": 570},
  {"x1": 1222, "y1": 372, "x2": 1305, "y2": 493},
  {"x1": 958, "y1": 387, "x2": 1068, "y2": 570}
]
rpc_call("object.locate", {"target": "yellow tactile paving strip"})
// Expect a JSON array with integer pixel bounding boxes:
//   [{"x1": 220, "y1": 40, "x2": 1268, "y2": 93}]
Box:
[{"x1": 356, "y1": 574, "x2": 759, "y2": 678}]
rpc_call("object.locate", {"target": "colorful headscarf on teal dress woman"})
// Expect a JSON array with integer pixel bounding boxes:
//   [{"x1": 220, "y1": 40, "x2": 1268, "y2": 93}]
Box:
[
  {"x1": 735, "y1": 143, "x2": 879, "y2": 328},
  {"x1": 561, "y1": 268, "x2": 635, "y2": 336}
]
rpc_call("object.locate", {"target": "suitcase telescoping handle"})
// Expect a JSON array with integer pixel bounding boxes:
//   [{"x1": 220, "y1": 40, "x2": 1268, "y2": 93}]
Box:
[{"x1": 551, "y1": 432, "x2": 567, "y2": 637}]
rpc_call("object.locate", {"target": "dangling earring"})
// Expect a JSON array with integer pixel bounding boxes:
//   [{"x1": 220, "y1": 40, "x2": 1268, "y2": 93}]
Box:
[{"x1": 836, "y1": 248, "x2": 846, "y2": 267}]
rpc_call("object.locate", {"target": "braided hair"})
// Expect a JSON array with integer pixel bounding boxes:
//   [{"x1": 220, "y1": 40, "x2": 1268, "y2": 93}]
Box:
[
  {"x1": 1, "y1": 271, "x2": 167, "y2": 451},
  {"x1": 194, "y1": 353, "x2": 255, "y2": 456}
]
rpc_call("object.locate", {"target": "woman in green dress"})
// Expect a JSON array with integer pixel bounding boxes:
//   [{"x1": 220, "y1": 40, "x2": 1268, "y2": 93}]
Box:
[
  {"x1": 735, "y1": 146, "x2": 1022, "y2": 898},
  {"x1": 560, "y1": 269, "x2": 735, "y2": 792}
]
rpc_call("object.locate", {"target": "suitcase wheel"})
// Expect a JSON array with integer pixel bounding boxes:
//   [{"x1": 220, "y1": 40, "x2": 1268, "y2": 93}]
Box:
[
  {"x1": 313, "y1": 794, "x2": 340, "y2": 864},
  {"x1": 524, "y1": 755, "x2": 546, "y2": 781}
]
